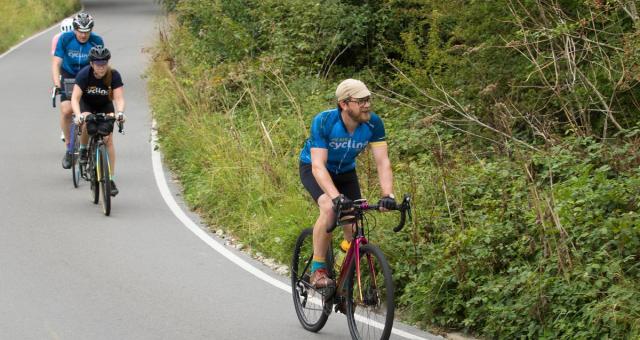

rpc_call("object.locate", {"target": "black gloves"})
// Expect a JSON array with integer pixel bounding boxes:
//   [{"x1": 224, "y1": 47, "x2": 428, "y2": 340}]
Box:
[
  {"x1": 332, "y1": 194, "x2": 353, "y2": 212},
  {"x1": 378, "y1": 195, "x2": 397, "y2": 210}
]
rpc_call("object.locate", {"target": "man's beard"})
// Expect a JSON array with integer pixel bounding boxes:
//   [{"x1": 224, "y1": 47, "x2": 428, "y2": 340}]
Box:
[{"x1": 346, "y1": 108, "x2": 370, "y2": 123}]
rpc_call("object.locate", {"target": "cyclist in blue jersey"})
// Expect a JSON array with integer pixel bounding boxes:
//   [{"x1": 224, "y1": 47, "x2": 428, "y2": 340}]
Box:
[
  {"x1": 299, "y1": 79, "x2": 397, "y2": 288},
  {"x1": 51, "y1": 12, "x2": 104, "y2": 169}
]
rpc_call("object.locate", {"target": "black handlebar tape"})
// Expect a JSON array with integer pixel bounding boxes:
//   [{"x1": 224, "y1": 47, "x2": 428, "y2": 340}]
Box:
[
  {"x1": 52, "y1": 87, "x2": 58, "y2": 108},
  {"x1": 393, "y1": 210, "x2": 406, "y2": 232},
  {"x1": 327, "y1": 208, "x2": 341, "y2": 233},
  {"x1": 393, "y1": 195, "x2": 412, "y2": 232}
]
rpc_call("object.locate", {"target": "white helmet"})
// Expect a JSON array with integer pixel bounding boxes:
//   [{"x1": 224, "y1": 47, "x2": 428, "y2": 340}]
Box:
[{"x1": 60, "y1": 18, "x2": 74, "y2": 32}]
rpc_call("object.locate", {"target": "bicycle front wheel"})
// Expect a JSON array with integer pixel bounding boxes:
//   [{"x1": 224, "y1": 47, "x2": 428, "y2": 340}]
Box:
[
  {"x1": 99, "y1": 144, "x2": 111, "y2": 216},
  {"x1": 90, "y1": 149, "x2": 99, "y2": 205},
  {"x1": 291, "y1": 227, "x2": 331, "y2": 332},
  {"x1": 71, "y1": 124, "x2": 80, "y2": 188},
  {"x1": 346, "y1": 244, "x2": 395, "y2": 340}
]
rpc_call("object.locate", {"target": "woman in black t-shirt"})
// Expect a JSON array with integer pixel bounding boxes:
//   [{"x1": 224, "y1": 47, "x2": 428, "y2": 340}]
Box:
[{"x1": 71, "y1": 46, "x2": 126, "y2": 196}]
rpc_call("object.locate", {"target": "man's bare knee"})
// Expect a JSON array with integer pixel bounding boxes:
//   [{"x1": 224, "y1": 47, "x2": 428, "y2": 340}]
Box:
[{"x1": 318, "y1": 194, "x2": 334, "y2": 217}]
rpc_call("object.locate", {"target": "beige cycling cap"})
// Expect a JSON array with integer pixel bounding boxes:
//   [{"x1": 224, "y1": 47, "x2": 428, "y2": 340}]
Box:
[{"x1": 336, "y1": 79, "x2": 371, "y2": 102}]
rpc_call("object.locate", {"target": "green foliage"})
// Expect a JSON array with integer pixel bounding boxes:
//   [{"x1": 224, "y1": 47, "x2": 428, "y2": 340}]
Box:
[
  {"x1": 395, "y1": 139, "x2": 640, "y2": 337},
  {"x1": 0, "y1": 0, "x2": 80, "y2": 53},
  {"x1": 152, "y1": 0, "x2": 640, "y2": 337}
]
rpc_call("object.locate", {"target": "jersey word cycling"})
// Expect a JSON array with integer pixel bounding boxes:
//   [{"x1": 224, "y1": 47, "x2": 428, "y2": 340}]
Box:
[
  {"x1": 299, "y1": 108, "x2": 386, "y2": 174},
  {"x1": 75, "y1": 65, "x2": 123, "y2": 108},
  {"x1": 54, "y1": 31, "x2": 104, "y2": 76}
]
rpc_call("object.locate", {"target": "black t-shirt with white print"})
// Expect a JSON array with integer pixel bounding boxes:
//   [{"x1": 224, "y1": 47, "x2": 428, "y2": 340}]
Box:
[{"x1": 75, "y1": 64, "x2": 123, "y2": 108}]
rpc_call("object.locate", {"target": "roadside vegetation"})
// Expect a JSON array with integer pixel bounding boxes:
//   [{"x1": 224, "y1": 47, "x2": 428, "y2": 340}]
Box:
[
  {"x1": 148, "y1": 0, "x2": 640, "y2": 338},
  {"x1": 0, "y1": 0, "x2": 80, "y2": 54}
]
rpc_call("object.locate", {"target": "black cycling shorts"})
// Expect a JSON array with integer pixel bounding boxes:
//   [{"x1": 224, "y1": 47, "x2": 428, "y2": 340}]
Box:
[
  {"x1": 59, "y1": 68, "x2": 75, "y2": 102},
  {"x1": 299, "y1": 163, "x2": 362, "y2": 203},
  {"x1": 80, "y1": 98, "x2": 114, "y2": 115}
]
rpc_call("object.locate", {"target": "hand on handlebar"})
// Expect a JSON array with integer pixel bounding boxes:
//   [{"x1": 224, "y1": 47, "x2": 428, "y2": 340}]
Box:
[
  {"x1": 73, "y1": 114, "x2": 84, "y2": 126},
  {"x1": 116, "y1": 113, "x2": 125, "y2": 134},
  {"x1": 332, "y1": 194, "x2": 353, "y2": 213},
  {"x1": 378, "y1": 195, "x2": 397, "y2": 211}
]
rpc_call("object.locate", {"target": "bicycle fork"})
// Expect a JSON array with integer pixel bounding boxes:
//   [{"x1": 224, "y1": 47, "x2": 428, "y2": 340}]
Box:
[{"x1": 334, "y1": 216, "x2": 381, "y2": 307}]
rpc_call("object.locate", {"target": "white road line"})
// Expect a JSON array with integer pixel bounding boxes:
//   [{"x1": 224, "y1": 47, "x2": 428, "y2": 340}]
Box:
[
  {"x1": 150, "y1": 126, "x2": 292, "y2": 292},
  {"x1": 150, "y1": 122, "x2": 430, "y2": 340}
]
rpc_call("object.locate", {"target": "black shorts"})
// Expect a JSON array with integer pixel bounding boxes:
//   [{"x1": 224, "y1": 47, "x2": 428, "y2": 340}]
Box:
[
  {"x1": 80, "y1": 99, "x2": 115, "y2": 115},
  {"x1": 59, "y1": 68, "x2": 75, "y2": 102},
  {"x1": 299, "y1": 163, "x2": 361, "y2": 203}
]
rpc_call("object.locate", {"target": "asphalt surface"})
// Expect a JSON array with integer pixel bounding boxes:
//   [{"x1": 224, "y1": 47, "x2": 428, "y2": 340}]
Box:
[{"x1": 0, "y1": 1, "x2": 441, "y2": 339}]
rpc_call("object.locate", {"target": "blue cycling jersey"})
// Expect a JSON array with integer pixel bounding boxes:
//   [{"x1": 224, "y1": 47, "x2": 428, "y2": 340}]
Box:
[
  {"x1": 54, "y1": 32, "x2": 104, "y2": 76},
  {"x1": 299, "y1": 108, "x2": 386, "y2": 174}
]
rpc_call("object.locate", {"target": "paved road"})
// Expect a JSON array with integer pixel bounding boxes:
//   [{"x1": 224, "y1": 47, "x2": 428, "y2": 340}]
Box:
[{"x1": 0, "y1": 1, "x2": 440, "y2": 339}]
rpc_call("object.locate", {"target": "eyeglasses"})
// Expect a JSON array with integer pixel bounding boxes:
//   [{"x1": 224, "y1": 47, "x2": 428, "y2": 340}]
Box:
[{"x1": 346, "y1": 96, "x2": 372, "y2": 107}]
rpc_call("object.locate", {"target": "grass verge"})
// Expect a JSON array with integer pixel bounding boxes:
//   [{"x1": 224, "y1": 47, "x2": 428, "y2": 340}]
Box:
[{"x1": 0, "y1": 0, "x2": 80, "y2": 54}]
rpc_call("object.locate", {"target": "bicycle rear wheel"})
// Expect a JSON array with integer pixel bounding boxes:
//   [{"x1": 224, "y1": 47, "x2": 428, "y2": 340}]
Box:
[
  {"x1": 346, "y1": 244, "x2": 395, "y2": 340},
  {"x1": 99, "y1": 145, "x2": 111, "y2": 216},
  {"x1": 71, "y1": 124, "x2": 80, "y2": 188},
  {"x1": 291, "y1": 227, "x2": 331, "y2": 332}
]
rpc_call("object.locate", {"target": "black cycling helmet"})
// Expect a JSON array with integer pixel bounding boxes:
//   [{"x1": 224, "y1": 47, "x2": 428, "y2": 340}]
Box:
[
  {"x1": 89, "y1": 46, "x2": 111, "y2": 63},
  {"x1": 72, "y1": 12, "x2": 94, "y2": 32}
]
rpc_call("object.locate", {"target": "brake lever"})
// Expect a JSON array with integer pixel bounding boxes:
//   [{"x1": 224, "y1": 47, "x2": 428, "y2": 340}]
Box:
[{"x1": 405, "y1": 195, "x2": 412, "y2": 221}]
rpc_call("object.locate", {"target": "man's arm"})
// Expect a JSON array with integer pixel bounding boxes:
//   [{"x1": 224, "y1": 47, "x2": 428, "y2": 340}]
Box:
[
  {"x1": 310, "y1": 148, "x2": 340, "y2": 199},
  {"x1": 51, "y1": 56, "x2": 63, "y2": 88},
  {"x1": 371, "y1": 143, "x2": 394, "y2": 198}
]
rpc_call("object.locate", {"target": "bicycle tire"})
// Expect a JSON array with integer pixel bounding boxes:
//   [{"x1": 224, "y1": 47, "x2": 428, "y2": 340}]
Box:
[
  {"x1": 291, "y1": 227, "x2": 331, "y2": 332},
  {"x1": 90, "y1": 146, "x2": 99, "y2": 204},
  {"x1": 99, "y1": 144, "x2": 111, "y2": 216},
  {"x1": 71, "y1": 124, "x2": 80, "y2": 188},
  {"x1": 346, "y1": 244, "x2": 395, "y2": 340}
]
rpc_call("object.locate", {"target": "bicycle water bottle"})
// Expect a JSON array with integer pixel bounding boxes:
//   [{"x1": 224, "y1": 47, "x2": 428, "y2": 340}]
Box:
[{"x1": 334, "y1": 239, "x2": 351, "y2": 272}]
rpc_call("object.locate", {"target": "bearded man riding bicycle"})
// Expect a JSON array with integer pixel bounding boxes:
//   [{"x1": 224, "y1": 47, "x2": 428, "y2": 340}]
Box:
[
  {"x1": 299, "y1": 79, "x2": 396, "y2": 289},
  {"x1": 71, "y1": 46, "x2": 126, "y2": 196},
  {"x1": 52, "y1": 12, "x2": 104, "y2": 169}
]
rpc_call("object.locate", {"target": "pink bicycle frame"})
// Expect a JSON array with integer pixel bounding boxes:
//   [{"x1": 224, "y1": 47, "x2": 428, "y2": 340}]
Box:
[{"x1": 335, "y1": 235, "x2": 373, "y2": 300}]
